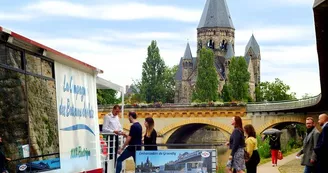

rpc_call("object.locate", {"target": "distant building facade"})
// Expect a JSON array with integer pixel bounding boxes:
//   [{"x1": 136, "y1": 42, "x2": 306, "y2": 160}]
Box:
[{"x1": 174, "y1": 0, "x2": 261, "y2": 103}]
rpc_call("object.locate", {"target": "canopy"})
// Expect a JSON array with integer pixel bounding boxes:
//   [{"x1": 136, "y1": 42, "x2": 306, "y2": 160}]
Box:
[{"x1": 96, "y1": 77, "x2": 124, "y2": 92}]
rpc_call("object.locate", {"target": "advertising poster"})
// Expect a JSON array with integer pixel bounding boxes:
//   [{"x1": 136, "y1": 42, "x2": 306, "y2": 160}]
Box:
[
  {"x1": 136, "y1": 149, "x2": 217, "y2": 173},
  {"x1": 54, "y1": 62, "x2": 99, "y2": 172}
]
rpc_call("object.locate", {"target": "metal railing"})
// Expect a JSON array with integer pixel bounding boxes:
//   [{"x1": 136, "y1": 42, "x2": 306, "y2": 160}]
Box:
[{"x1": 246, "y1": 94, "x2": 322, "y2": 112}]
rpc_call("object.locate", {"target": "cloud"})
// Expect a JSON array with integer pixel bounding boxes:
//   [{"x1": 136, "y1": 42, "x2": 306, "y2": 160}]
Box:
[
  {"x1": 17, "y1": 22, "x2": 320, "y2": 98},
  {"x1": 0, "y1": 13, "x2": 33, "y2": 21},
  {"x1": 235, "y1": 25, "x2": 315, "y2": 45},
  {"x1": 25, "y1": 1, "x2": 201, "y2": 22}
]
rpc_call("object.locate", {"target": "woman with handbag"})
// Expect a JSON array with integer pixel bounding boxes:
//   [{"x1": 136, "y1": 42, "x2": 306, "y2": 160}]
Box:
[
  {"x1": 226, "y1": 116, "x2": 246, "y2": 173},
  {"x1": 244, "y1": 125, "x2": 260, "y2": 173},
  {"x1": 268, "y1": 134, "x2": 281, "y2": 167}
]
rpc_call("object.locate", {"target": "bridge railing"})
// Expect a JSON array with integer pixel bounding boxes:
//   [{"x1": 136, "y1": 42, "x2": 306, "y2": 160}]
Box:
[{"x1": 247, "y1": 94, "x2": 322, "y2": 112}]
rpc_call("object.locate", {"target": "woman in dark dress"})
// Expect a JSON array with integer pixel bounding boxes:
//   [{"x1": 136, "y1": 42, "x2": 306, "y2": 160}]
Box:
[
  {"x1": 143, "y1": 117, "x2": 157, "y2": 151},
  {"x1": 226, "y1": 116, "x2": 246, "y2": 173}
]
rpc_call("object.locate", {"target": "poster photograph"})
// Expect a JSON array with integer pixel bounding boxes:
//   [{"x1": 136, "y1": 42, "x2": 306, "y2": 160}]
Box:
[{"x1": 136, "y1": 149, "x2": 217, "y2": 173}]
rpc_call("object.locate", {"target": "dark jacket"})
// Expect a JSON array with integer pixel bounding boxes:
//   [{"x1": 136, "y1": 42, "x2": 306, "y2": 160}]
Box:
[
  {"x1": 297, "y1": 127, "x2": 320, "y2": 166},
  {"x1": 314, "y1": 124, "x2": 328, "y2": 173},
  {"x1": 229, "y1": 128, "x2": 245, "y2": 157},
  {"x1": 269, "y1": 135, "x2": 281, "y2": 150}
]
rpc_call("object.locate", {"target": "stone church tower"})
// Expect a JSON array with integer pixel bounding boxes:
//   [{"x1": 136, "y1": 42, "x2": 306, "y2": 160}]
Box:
[{"x1": 174, "y1": 0, "x2": 261, "y2": 103}]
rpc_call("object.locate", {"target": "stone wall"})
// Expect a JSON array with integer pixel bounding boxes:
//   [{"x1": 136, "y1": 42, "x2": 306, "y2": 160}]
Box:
[{"x1": 0, "y1": 45, "x2": 59, "y2": 172}]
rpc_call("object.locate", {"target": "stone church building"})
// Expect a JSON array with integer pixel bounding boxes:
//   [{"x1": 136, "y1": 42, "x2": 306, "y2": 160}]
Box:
[{"x1": 174, "y1": 0, "x2": 261, "y2": 103}]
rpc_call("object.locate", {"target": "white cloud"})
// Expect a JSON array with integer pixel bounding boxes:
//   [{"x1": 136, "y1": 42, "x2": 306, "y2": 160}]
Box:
[
  {"x1": 0, "y1": 13, "x2": 33, "y2": 21},
  {"x1": 25, "y1": 1, "x2": 201, "y2": 22},
  {"x1": 235, "y1": 25, "x2": 315, "y2": 45},
  {"x1": 260, "y1": 63, "x2": 321, "y2": 98}
]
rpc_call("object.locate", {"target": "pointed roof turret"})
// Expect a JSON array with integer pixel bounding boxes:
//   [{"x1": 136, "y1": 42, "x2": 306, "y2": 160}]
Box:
[
  {"x1": 198, "y1": 0, "x2": 234, "y2": 29},
  {"x1": 245, "y1": 34, "x2": 260, "y2": 57},
  {"x1": 183, "y1": 42, "x2": 193, "y2": 59},
  {"x1": 175, "y1": 58, "x2": 183, "y2": 80},
  {"x1": 224, "y1": 43, "x2": 234, "y2": 59}
]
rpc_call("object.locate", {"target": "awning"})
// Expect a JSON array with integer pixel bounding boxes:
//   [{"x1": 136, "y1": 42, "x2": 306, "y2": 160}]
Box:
[{"x1": 96, "y1": 77, "x2": 124, "y2": 93}]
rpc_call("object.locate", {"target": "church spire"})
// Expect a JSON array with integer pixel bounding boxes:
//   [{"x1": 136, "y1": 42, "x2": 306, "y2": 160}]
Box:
[
  {"x1": 183, "y1": 42, "x2": 193, "y2": 59},
  {"x1": 245, "y1": 34, "x2": 260, "y2": 57},
  {"x1": 198, "y1": 0, "x2": 234, "y2": 29}
]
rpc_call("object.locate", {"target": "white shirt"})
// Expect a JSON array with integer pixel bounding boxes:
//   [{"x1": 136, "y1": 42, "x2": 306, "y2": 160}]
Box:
[{"x1": 102, "y1": 112, "x2": 123, "y2": 133}]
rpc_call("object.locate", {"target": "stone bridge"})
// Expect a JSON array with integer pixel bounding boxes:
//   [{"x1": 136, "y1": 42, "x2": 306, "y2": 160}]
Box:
[
  {"x1": 98, "y1": 0, "x2": 328, "y2": 145},
  {"x1": 98, "y1": 105, "x2": 310, "y2": 144}
]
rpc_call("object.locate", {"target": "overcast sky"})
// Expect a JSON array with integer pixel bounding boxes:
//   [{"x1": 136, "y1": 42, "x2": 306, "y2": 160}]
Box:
[{"x1": 0, "y1": 0, "x2": 320, "y2": 98}]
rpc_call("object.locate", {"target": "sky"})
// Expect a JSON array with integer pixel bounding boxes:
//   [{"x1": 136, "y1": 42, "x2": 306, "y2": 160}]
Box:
[{"x1": 0, "y1": 0, "x2": 321, "y2": 98}]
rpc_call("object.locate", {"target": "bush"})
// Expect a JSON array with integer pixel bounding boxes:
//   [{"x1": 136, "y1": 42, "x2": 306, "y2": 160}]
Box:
[{"x1": 257, "y1": 136, "x2": 271, "y2": 159}]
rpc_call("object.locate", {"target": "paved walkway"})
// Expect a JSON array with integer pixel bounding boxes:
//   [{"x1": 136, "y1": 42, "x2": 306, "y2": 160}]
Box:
[{"x1": 258, "y1": 152, "x2": 298, "y2": 173}]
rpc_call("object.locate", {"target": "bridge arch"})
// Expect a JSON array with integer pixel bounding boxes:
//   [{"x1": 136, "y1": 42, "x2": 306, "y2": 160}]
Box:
[
  {"x1": 159, "y1": 118, "x2": 234, "y2": 144},
  {"x1": 257, "y1": 117, "x2": 305, "y2": 134}
]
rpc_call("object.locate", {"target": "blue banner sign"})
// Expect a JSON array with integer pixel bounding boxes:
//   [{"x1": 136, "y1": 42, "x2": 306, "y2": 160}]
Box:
[{"x1": 136, "y1": 149, "x2": 217, "y2": 173}]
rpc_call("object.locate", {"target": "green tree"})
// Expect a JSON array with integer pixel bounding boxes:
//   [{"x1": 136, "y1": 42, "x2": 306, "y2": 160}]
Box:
[
  {"x1": 163, "y1": 65, "x2": 178, "y2": 103},
  {"x1": 192, "y1": 48, "x2": 218, "y2": 102},
  {"x1": 221, "y1": 84, "x2": 232, "y2": 102},
  {"x1": 227, "y1": 56, "x2": 250, "y2": 101},
  {"x1": 97, "y1": 89, "x2": 119, "y2": 105},
  {"x1": 140, "y1": 40, "x2": 166, "y2": 103},
  {"x1": 256, "y1": 78, "x2": 296, "y2": 102},
  {"x1": 301, "y1": 93, "x2": 312, "y2": 99}
]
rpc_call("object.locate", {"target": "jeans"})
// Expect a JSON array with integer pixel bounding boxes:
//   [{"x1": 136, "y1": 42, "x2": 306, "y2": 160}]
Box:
[
  {"x1": 116, "y1": 149, "x2": 136, "y2": 173},
  {"x1": 304, "y1": 165, "x2": 315, "y2": 173}
]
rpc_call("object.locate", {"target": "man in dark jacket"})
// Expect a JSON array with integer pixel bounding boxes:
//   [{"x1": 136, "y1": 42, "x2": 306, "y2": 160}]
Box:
[
  {"x1": 314, "y1": 113, "x2": 328, "y2": 173},
  {"x1": 296, "y1": 117, "x2": 320, "y2": 173}
]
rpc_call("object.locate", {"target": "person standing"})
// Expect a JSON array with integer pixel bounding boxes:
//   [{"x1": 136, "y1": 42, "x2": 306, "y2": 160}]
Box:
[
  {"x1": 116, "y1": 112, "x2": 142, "y2": 173},
  {"x1": 102, "y1": 105, "x2": 123, "y2": 168},
  {"x1": 296, "y1": 117, "x2": 319, "y2": 173},
  {"x1": 314, "y1": 113, "x2": 328, "y2": 173},
  {"x1": 244, "y1": 124, "x2": 260, "y2": 173},
  {"x1": 268, "y1": 134, "x2": 281, "y2": 167},
  {"x1": 144, "y1": 117, "x2": 158, "y2": 151},
  {"x1": 0, "y1": 137, "x2": 10, "y2": 173},
  {"x1": 226, "y1": 116, "x2": 246, "y2": 173}
]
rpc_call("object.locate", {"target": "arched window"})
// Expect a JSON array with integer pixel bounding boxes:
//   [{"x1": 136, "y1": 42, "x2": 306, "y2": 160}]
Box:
[{"x1": 207, "y1": 39, "x2": 214, "y2": 49}]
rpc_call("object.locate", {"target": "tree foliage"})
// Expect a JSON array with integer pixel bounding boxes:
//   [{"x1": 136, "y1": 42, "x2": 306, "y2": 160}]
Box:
[
  {"x1": 221, "y1": 84, "x2": 233, "y2": 102},
  {"x1": 192, "y1": 48, "x2": 218, "y2": 102},
  {"x1": 301, "y1": 93, "x2": 312, "y2": 99},
  {"x1": 139, "y1": 40, "x2": 177, "y2": 103},
  {"x1": 255, "y1": 78, "x2": 296, "y2": 102},
  {"x1": 223, "y1": 56, "x2": 250, "y2": 101},
  {"x1": 97, "y1": 89, "x2": 119, "y2": 105},
  {"x1": 163, "y1": 65, "x2": 178, "y2": 103}
]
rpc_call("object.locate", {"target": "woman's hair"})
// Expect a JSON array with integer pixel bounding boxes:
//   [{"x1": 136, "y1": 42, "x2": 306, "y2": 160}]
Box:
[
  {"x1": 145, "y1": 117, "x2": 155, "y2": 137},
  {"x1": 244, "y1": 124, "x2": 256, "y2": 138},
  {"x1": 234, "y1": 116, "x2": 243, "y2": 132}
]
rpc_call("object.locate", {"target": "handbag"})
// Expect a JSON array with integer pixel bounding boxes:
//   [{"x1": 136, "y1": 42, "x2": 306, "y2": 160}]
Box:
[{"x1": 278, "y1": 150, "x2": 283, "y2": 160}]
